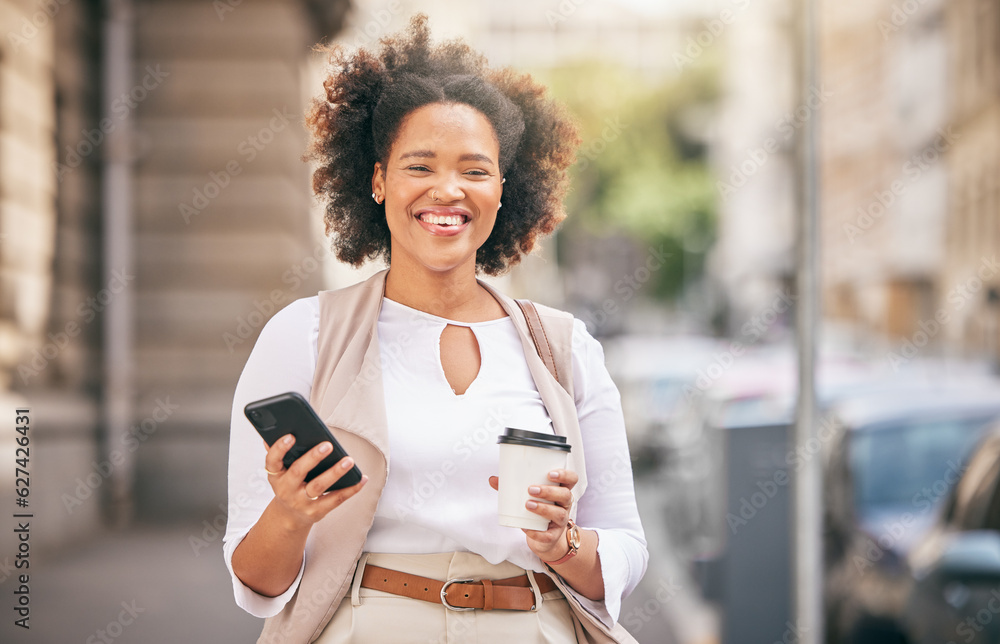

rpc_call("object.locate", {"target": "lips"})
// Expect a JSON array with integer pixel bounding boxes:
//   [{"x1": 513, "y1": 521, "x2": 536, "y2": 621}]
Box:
[{"x1": 414, "y1": 207, "x2": 471, "y2": 237}]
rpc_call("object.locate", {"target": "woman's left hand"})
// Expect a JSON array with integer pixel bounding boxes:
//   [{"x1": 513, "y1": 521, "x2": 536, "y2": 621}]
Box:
[{"x1": 488, "y1": 469, "x2": 578, "y2": 562}]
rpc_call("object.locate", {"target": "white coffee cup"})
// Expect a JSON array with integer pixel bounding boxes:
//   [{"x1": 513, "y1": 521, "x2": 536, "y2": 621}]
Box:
[{"x1": 497, "y1": 428, "x2": 572, "y2": 531}]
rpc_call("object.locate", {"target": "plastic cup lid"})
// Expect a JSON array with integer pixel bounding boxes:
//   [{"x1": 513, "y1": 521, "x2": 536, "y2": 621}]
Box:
[{"x1": 497, "y1": 427, "x2": 571, "y2": 452}]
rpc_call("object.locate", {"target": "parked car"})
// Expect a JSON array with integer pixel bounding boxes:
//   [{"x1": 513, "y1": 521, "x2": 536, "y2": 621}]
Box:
[
  {"x1": 823, "y1": 385, "x2": 1000, "y2": 644},
  {"x1": 899, "y1": 420, "x2": 1000, "y2": 643}
]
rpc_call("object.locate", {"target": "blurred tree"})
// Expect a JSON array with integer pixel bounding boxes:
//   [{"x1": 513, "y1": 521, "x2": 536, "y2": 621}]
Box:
[{"x1": 540, "y1": 62, "x2": 719, "y2": 300}]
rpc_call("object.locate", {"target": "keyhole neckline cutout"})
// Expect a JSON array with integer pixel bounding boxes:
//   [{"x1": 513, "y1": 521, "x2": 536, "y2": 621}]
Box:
[{"x1": 437, "y1": 323, "x2": 483, "y2": 397}]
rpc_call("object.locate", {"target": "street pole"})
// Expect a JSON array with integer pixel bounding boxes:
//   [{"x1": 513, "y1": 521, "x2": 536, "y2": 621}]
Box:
[
  {"x1": 793, "y1": 0, "x2": 822, "y2": 641},
  {"x1": 103, "y1": 0, "x2": 136, "y2": 527}
]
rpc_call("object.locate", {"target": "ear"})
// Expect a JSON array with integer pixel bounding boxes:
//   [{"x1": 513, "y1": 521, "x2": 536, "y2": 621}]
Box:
[{"x1": 371, "y1": 162, "x2": 385, "y2": 201}]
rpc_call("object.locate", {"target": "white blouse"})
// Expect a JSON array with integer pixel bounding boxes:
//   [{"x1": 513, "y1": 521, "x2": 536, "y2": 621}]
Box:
[{"x1": 223, "y1": 294, "x2": 648, "y2": 626}]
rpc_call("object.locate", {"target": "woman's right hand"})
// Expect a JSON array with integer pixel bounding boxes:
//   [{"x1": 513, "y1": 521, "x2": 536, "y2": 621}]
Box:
[
  {"x1": 233, "y1": 436, "x2": 368, "y2": 597},
  {"x1": 265, "y1": 434, "x2": 368, "y2": 528}
]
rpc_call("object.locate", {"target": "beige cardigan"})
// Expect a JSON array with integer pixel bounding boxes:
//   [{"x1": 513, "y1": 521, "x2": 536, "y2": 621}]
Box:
[{"x1": 256, "y1": 269, "x2": 638, "y2": 644}]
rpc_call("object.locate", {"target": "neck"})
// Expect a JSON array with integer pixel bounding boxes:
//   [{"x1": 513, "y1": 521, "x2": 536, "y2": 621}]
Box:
[{"x1": 384, "y1": 262, "x2": 504, "y2": 322}]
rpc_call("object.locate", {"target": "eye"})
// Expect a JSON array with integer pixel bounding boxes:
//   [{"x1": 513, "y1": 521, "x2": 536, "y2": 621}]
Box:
[
  {"x1": 464, "y1": 169, "x2": 490, "y2": 177},
  {"x1": 406, "y1": 165, "x2": 431, "y2": 172}
]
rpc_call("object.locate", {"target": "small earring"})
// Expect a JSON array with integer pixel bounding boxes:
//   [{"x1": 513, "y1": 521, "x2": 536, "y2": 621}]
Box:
[
  {"x1": 501, "y1": 177, "x2": 506, "y2": 184},
  {"x1": 372, "y1": 193, "x2": 382, "y2": 204},
  {"x1": 498, "y1": 202, "x2": 502, "y2": 208}
]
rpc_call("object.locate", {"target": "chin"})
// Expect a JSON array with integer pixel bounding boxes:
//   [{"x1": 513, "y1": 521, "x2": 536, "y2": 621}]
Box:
[{"x1": 422, "y1": 261, "x2": 472, "y2": 275}]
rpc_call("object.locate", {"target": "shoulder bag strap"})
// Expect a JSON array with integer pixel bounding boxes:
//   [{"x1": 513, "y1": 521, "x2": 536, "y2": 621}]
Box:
[{"x1": 515, "y1": 299, "x2": 572, "y2": 396}]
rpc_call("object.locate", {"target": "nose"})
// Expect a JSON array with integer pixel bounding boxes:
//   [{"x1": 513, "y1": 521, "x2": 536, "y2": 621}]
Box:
[{"x1": 431, "y1": 172, "x2": 465, "y2": 202}]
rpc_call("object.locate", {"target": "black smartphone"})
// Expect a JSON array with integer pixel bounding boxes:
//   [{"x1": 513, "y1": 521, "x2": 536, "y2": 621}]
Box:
[{"x1": 244, "y1": 392, "x2": 363, "y2": 492}]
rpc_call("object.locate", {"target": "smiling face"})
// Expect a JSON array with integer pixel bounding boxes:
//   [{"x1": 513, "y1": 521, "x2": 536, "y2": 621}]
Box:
[{"x1": 372, "y1": 102, "x2": 504, "y2": 277}]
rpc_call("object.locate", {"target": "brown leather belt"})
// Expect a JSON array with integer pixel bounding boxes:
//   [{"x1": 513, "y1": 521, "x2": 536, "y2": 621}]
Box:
[{"x1": 359, "y1": 564, "x2": 558, "y2": 611}]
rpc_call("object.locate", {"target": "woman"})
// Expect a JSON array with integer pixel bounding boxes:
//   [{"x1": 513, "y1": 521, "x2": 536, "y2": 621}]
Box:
[{"x1": 224, "y1": 15, "x2": 647, "y2": 644}]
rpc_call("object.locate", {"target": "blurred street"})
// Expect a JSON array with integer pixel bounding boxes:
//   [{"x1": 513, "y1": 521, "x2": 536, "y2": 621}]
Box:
[
  {"x1": 621, "y1": 479, "x2": 717, "y2": 644},
  {"x1": 0, "y1": 523, "x2": 262, "y2": 643}
]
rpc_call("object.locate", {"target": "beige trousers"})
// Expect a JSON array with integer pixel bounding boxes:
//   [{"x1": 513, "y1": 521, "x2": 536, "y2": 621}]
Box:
[{"x1": 315, "y1": 552, "x2": 580, "y2": 644}]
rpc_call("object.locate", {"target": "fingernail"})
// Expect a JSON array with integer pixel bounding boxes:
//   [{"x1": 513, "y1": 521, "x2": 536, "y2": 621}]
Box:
[
  {"x1": 528, "y1": 486, "x2": 541, "y2": 495},
  {"x1": 319, "y1": 442, "x2": 332, "y2": 454},
  {"x1": 283, "y1": 436, "x2": 293, "y2": 445},
  {"x1": 341, "y1": 457, "x2": 354, "y2": 468},
  {"x1": 548, "y1": 471, "x2": 559, "y2": 480},
  {"x1": 526, "y1": 500, "x2": 538, "y2": 510}
]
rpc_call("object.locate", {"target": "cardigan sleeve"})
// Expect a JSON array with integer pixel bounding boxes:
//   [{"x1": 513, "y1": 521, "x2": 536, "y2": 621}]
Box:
[
  {"x1": 562, "y1": 318, "x2": 649, "y2": 626},
  {"x1": 222, "y1": 297, "x2": 319, "y2": 618}
]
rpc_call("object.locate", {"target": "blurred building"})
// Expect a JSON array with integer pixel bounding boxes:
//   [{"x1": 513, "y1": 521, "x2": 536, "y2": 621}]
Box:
[
  {"x1": 708, "y1": 0, "x2": 798, "y2": 335},
  {"x1": 710, "y1": 0, "x2": 1000, "y2": 367},
  {"x1": 942, "y1": 0, "x2": 1000, "y2": 363},
  {"x1": 2, "y1": 0, "x2": 350, "y2": 555},
  {"x1": 2, "y1": 0, "x2": 105, "y2": 555},
  {"x1": 416, "y1": 0, "x2": 704, "y2": 76},
  {"x1": 819, "y1": 0, "x2": 950, "y2": 343},
  {"x1": 713, "y1": 0, "x2": 951, "y2": 343},
  {"x1": 820, "y1": 0, "x2": 1000, "y2": 364}
]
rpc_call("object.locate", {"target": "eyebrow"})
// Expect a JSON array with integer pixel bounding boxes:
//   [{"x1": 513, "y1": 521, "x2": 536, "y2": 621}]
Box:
[{"x1": 398, "y1": 150, "x2": 496, "y2": 166}]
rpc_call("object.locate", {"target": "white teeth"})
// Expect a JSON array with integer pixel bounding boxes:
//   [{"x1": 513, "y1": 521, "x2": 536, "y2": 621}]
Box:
[{"x1": 420, "y1": 214, "x2": 465, "y2": 226}]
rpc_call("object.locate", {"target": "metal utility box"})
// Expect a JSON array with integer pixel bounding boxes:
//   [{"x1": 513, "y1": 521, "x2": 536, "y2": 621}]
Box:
[{"x1": 720, "y1": 423, "x2": 794, "y2": 644}]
